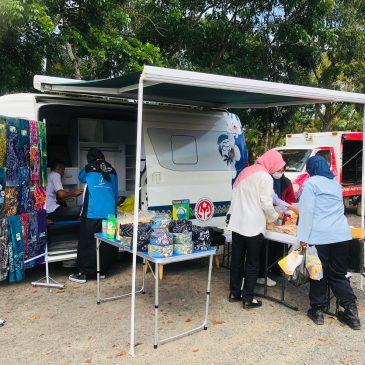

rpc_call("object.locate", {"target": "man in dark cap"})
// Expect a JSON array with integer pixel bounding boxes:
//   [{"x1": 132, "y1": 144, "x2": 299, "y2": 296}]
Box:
[{"x1": 69, "y1": 148, "x2": 118, "y2": 283}]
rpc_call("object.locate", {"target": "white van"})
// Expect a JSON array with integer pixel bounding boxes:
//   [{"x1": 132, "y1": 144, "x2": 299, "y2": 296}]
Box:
[{"x1": 0, "y1": 92, "x2": 247, "y2": 228}]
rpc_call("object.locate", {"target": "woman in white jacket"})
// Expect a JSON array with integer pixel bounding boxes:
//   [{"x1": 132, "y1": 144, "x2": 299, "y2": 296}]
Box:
[{"x1": 228, "y1": 149, "x2": 285, "y2": 308}]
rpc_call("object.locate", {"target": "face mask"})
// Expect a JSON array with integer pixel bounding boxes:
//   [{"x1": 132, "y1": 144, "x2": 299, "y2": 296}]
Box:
[{"x1": 272, "y1": 172, "x2": 283, "y2": 179}]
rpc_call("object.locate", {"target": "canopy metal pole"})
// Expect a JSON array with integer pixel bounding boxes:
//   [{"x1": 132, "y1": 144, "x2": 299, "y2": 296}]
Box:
[
  {"x1": 129, "y1": 76, "x2": 144, "y2": 356},
  {"x1": 360, "y1": 106, "x2": 365, "y2": 290}
]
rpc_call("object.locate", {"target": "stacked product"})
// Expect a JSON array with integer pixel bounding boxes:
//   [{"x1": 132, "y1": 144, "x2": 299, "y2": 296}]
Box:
[{"x1": 148, "y1": 229, "x2": 173, "y2": 258}]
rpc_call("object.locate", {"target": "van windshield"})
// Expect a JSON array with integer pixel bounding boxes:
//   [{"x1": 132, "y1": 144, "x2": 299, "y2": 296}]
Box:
[{"x1": 278, "y1": 149, "x2": 311, "y2": 172}]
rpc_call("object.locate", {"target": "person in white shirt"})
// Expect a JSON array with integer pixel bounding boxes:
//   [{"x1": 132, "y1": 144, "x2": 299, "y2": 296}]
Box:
[
  {"x1": 227, "y1": 149, "x2": 285, "y2": 308},
  {"x1": 46, "y1": 160, "x2": 83, "y2": 221}
]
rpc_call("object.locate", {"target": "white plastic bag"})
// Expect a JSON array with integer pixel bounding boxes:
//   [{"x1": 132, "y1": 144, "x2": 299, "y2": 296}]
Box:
[{"x1": 305, "y1": 246, "x2": 323, "y2": 280}]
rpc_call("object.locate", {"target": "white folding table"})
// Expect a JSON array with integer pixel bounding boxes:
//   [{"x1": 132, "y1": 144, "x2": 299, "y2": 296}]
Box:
[{"x1": 95, "y1": 233, "x2": 216, "y2": 348}]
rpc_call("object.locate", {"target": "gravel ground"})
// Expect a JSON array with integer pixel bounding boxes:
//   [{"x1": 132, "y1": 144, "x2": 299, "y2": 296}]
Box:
[{"x1": 1, "y1": 212, "x2": 365, "y2": 365}]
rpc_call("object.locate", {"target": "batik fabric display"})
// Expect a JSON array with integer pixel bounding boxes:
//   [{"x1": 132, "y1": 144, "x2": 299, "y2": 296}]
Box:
[
  {"x1": 38, "y1": 120, "x2": 47, "y2": 187},
  {"x1": 0, "y1": 116, "x2": 6, "y2": 167},
  {"x1": 0, "y1": 168, "x2": 5, "y2": 218},
  {"x1": 0, "y1": 218, "x2": 9, "y2": 281},
  {"x1": 6, "y1": 118, "x2": 20, "y2": 186},
  {"x1": 29, "y1": 119, "x2": 40, "y2": 181}
]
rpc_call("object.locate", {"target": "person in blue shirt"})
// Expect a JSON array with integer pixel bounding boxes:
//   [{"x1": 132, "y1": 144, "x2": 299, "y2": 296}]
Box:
[
  {"x1": 69, "y1": 148, "x2": 118, "y2": 284},
  {"x1": 298, "y1": 155, "x2": 360, "y2": 329}
]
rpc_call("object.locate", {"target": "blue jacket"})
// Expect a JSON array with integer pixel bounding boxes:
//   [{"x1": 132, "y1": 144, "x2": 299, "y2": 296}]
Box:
[
  {"x1": 297, "y1": 176, "x2": 351, "y2": 245},
  {"x1": 79, "y1": 167, "x2": 118, "y2": 219}
]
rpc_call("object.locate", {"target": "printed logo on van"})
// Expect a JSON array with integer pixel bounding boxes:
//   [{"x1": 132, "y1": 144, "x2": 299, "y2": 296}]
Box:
[{"x1": 195, "y1": 198, "x2": 214, "y2": 222}]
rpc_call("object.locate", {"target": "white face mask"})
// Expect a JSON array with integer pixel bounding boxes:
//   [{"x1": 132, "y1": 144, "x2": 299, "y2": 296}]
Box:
[{"x1": 272, "y1": 172, "x2": 283, "y2": 179}]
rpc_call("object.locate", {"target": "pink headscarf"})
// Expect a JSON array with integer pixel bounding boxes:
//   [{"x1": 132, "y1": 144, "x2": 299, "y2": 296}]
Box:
[{"x1": 233, "y1": 149, "x2": 285, "y2": 188}]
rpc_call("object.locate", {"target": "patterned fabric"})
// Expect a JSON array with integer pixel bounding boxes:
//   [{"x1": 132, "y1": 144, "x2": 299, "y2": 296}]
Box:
[
  {"x1": 169, "y1": 219, "x2": 192, "y2": 233},
  {"x1": 192, "y1": 225, "x2": 211, "y2": 251},
  {"x1": 4, "y1": 187, "x2": 18, "y2": 217},
  {"x1": 0, "y1": 218, "x2": 9, "y2": 281},
  {"x1": 29, "y1": 120, "x2": 40, "y2": 181},
  {"x1": 26, "y1": 209, "x2": 46, "y2": 269},
  {"x1": 31, "y1": 181, "x2": 46, "y2": 211},
  {"x1": 38, "y1": 120, "x2": 47, "y2": 187},
  {"x1": 20, "y1": 213, "x2": 29, "y2": 262},
  {"x1": 18, "y1": 119, "x2": 30, "y2": 168},
  {"x1": 150, "y1": 229, "x2": 174, "y2": 246},
  {"x1": 6, "y1": 118, "x2": 20, "y2": 186},
  {"x1": 0, "y1": 116, "x2": 6, "y2": 167},
  {"x1": 25, "y1": 212, "x2": 38, "y2": 269},
  {"x1": 8, "y1": 215, "x2": 25, "y2": 283},
  {"x1": 0, "y1": 167, "x2": 5, "y2": 218},
  {"x1": 17, "y1": 167, "x2": 30, "y2": 214}
]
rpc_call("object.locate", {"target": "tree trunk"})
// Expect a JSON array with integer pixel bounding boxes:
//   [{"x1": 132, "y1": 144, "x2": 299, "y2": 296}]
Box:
[{"x1": 65, "y1": 42, "x2": 82, "y2": 80}]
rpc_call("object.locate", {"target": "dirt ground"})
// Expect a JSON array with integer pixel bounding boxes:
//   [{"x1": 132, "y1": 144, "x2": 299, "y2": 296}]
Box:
[{"x1": 1, "y1": 211, "x2": 365, "y2": 365}]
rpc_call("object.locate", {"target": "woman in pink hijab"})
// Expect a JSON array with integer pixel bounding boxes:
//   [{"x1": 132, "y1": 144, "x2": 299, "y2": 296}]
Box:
[{"x1": 228, "y1": 149, "x2": 285, "y2": 308}]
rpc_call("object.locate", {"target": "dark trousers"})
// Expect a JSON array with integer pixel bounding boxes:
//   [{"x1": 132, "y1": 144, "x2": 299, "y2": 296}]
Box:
[
  {"x1": 258, "y1": 239, "x2": 283, "y2": 277},
  {"x1": 77, "y1": 218, "x2": 118, "y2": 276},
  {"x1": 48, "y1": 206, "x2": 81, "y2": 221},
  {"x1": 230, "y1": 232, "x2": 264, "y2": 302},
  {"x1": 309, "y1": 241, "x2": 357, "y2": 308}
]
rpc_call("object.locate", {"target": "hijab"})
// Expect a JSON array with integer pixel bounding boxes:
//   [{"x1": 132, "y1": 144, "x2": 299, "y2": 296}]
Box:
[
  {"x1": 306, "y1": 155, "x2": 334, "y2": 179},
  {"x1": 86, "y1": 148, "x2": 114, "y2": 181},
  {"x1": 233, "y1": 149, "x2": 285, "y2": 188}
]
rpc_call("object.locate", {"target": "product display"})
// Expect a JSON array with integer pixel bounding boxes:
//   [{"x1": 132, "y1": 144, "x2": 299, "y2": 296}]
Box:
[
  {"x1": 173, "y1": 231, "x2": 192, "y2": 244},
  {"x1": 6, "y1": 118, "x2": 20, "y2": 186},
  {"x1": 7, "y1": 215, "x2": 25, "y2": 283},
  {"x1": 0, "y1": 218, "x2": 8, "y2": 281},
  {"x1": 169, "y1": 219, "x2": 192, "y2": 233},
  {"x1": 0, "y1": 117, "x2": 6, "y2": 167},
  {"x1": 29, "y1": 119, "x2": 40, "y2": 181},
  {"x1": 192, "y1": 225, "x2": 211, "y2": 251},
  {"x1": 150, "y1": 215, "x2": 171, "y2": 230},
  {"x1": 38, "y1": 120, "x2": 47, "y2": 187}
]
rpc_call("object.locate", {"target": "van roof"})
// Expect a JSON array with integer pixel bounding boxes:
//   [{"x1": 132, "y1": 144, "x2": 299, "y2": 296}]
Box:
[{"x1": 34, "y1": 66, "x2": 365, "y2": 109}]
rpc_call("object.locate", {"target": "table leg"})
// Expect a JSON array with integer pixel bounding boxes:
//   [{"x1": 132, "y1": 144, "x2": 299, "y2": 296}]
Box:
[
  {"x1": 154, "y1": 262, "x2": 159, "y2": 349},
  {"x1": 142, "y1": 258, "x2": 146, "y2": 294},
  {"x1": 281, "y1": 242, "x2": 286, "y2": 301},
  {"x1": 204, "y1": 255, "x2": 213, "y2": 330},
  {"x1": 96, "y1": 238, "x2": 101, "y2": 305},
  {"x1": 214, "y1": 255, "x2": 220, "y2": 270},
  {"x1": 264, "y1": 239, "x2": 269, "y2": 296}
]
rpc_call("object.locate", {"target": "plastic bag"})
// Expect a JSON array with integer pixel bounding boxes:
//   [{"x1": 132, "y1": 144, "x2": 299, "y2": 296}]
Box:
[
  {"x1": 278, "y1": 249, "x2": 304, "y2": 276},
  {"x1": 118, "y1": 194, "x2": 134, "y2": 213},
  {"x1": 305, "y1": 245, "x2": 323, "y2": 280},
  {"x1": 289, "y1": 248, "x2": 309, "y2": 287}
]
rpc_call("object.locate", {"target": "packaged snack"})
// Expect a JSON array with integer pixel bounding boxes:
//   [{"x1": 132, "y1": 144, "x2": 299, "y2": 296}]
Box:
[
  {"x1": 173, "y1": 242, "x2": 193, "y2": 255},
  {"x1": 148, "y1": 243, "x2": 173, "y2": 258},
  {"x1": 173, "y1": 231, "x2": 192, "y2": 244}
]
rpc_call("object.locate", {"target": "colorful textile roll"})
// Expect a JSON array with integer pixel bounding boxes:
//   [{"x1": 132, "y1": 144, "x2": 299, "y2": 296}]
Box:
[
  {"x1": 20, "y1": 213, "x2": 29, "y2": 262},
  {"x1": 0, "y1": 167, "x2": 5, "y2": 218},
  {"x1": 150, "y1": 229, "x2": 174, "y2": 246},
  {"x1": 192, "y1": 225, "x2": 211, "y2": 251},
  {"x1": 0, "y1": 218, "x2": 9, "y2": 281},
  {"x1": 29, "y1": 120, "x2": 40, "y2": 181},
  {"x1": 173, "y1": 231, "x2": 192, "y2": 244},
  {"x1": 8, "y1": 215, "x2": 25, "y2": 283},
  {"x1": 173, "y1": 242, "x2": 193, "y2": 255},
  {"x1": 169, "y1": 219, "x2": 192, "y2": 233},
  {"x1": 38, "y1": 120, "x2": 47, "y2": 187},
  {"x1": 4, "y1": 187, "x2": 18, "y2": 217},
  {"x1": 29, "y1": 209, "x2": 47, "y2": 268},
  {"x1": 18, "y1": 119, "x2": 30, "y2": 168},
  {"x1": 17, "y1": 167, "x2": 30, "y2": 214},
  {"x1": 6, "y1": 118, "x2": 20, "y2": 186},
  {"x1": 0, "y1": 116, "x2": 6, "y2": 167},
  {"x1": 148, "y1": 243, "x2": 173, "y2": 258}
]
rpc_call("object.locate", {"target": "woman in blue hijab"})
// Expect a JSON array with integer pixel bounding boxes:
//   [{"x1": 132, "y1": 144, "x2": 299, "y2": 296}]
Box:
[{"x1": 297, "y1": 155, "x2": 360, "y2": 329}]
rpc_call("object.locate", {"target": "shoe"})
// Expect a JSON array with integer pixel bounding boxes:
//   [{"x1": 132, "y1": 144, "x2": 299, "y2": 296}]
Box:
[
  {"x1": 337, "y1": 303, "x2": 361, "y2": 330},
  {"x1": 307, "y1": 307, "x2": 324, "y2": 325},
  {"x1": 69, "y1": 273, "x2": 87, "y2": 284},
  {"x1": 228, "y1": 293, "x2": 242, "y2": 302},
  {"x1": 62, "y1": 259, "x2": 77, "y2": 268},
  {"x1": 243, "y1": 299, "x2": 262, "y2": 309},
  {"x1": 256, "y1": 277, "x2": 277, "y2": 287}
]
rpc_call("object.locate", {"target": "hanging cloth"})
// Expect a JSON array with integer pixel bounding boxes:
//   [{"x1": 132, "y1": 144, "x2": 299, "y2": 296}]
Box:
[
  {"x1": 0, "y1": 218, "x2": 9, "y2": 281},
  {"x1": 31, "y1": 182, "x2": 46, "y2": 211},
  {"x1": 8, "y1": 215, "x2": 25, "y2": 283},
  {"x1": 26, "y1": 212, "x2": 38, "y2": 269},
  {"x1": 18, "y1": 119, "x2": 30, "y2": 168},
  {"x1": 0, "y1": 116, "x2": 6, "y2": 167},
  {"x1": 0, "y1": 167, "x2": 5, "y2": 218},
  {"x1": 29, "y1": 120, "x2": 40, "y2": 181},
  {"x1": 38, "y1": 120, "x2": 47, "y2": 187},
  {"x1": 4, "y1": 187, "x2": 18, "y2": 217},
  {"x1": 6, "y1": 118, "x2": 20, "y2": 186},
  {"x1": 20, "y1": 213, "x2": 29, "y2": 262},
  {"x1": 29, "y1": 209, "x2": 47, "y2": 268},
  {"x1": 17, "y1": 167, "x2": 30, "y2": 214}
]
